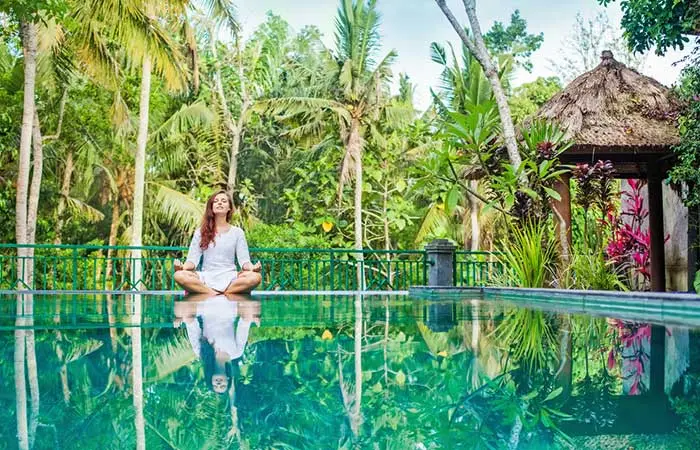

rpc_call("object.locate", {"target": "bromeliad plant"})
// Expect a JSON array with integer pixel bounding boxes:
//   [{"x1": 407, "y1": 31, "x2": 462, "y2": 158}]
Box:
[{"x1": 604, "y1": 179, "x2": 669, "y2": 291}]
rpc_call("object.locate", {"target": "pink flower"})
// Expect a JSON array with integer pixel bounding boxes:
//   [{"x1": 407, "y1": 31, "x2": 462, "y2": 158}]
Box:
[{"x1": 607, "y1": 349, "x2": 616, "y2": 370}]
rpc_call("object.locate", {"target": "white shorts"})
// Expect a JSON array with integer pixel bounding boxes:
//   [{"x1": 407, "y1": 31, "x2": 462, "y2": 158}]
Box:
[{"x1": 197, "y1": 268, "x2": 238, "y2": 292}]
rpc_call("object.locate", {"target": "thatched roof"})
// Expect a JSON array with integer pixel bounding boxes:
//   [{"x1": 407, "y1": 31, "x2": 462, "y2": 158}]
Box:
[{"x1": 535, "y1": 50, "x2": 682, "y2": 153}]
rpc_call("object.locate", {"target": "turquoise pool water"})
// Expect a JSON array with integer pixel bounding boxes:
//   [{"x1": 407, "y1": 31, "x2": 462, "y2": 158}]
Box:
[{"x1": 2, "y1": 292, "x2": 700, "y2": 449}]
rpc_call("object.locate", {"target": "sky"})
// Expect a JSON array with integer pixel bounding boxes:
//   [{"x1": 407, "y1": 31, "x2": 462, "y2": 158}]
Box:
[{"x1": 236, "y1": 0, "x2": 692, "y2": 110}]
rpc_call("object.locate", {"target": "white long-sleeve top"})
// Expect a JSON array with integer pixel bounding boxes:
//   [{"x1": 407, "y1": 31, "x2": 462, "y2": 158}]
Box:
[{"x1": 185, "y1": 226, "x2": 252, "y2": 292}]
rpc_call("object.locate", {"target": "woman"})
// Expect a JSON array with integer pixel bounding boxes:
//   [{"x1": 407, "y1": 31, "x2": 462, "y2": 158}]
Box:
[{"x1": 174, "y1": 190, "x2": 262, "y2": 294}]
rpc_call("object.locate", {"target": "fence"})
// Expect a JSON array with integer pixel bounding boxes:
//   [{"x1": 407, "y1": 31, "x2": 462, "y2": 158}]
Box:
[
  {"x1": 455, "y1": 251, "x2": 505, "y2": 287},
  {"x1": 0, "y1": 243, "x2": 503, "y2": 291}
]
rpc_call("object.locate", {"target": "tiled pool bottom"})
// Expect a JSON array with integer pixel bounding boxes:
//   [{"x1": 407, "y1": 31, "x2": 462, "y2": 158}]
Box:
[{"x1": 3, "y1": 291, "x2": 700, "y2": 449}]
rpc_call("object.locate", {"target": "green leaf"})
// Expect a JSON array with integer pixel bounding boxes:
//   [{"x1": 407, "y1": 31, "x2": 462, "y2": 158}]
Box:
[
  {"x1": 540, "y1": 410, "x2": 554, "y2": 428},
  {"x1": 521, "y1": 187, "x2": 539, "y2": 199},
  {"x1": 446, "y1": 186, "x2": 460, "y2": 213},
  {"x1": 543, "y1": 187, "x2": 561, "y2": 201},
  {"x1": 521, "y1": 390, "x2": 539, "y2": 401},
  {"x1": 544, "y1": 386, "x2": 563, "y2": 402}
]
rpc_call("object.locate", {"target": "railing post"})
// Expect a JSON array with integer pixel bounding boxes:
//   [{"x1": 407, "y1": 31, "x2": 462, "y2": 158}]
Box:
[
  {"x1": 72, "y1": 248, "x2": 78, "y2": 290},
  {"x1": 425, "y1": 239, "x2": 456, "y2": 287},
  {"x1": 329, "y1": 251, "x2": 335, "y2": 290}
]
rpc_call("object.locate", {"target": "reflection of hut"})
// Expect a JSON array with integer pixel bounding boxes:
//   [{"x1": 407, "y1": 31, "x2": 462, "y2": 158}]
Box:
[{"x1": 534, "y1": 50, "x2": 687, "y2": 291}]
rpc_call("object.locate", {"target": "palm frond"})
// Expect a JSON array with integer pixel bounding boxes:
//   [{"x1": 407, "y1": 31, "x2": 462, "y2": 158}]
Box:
[
  {"x1": 430, "y1": 42, "x2": 447, "y2": 66},
  {"x1": 66, "y1": 197, "x2": 105, "y2": 223},
  {"x1": 334, "y1": 0, "x2": 382, "y2": 74},
  {"x1": 415, "y1": 203, "x2": 449, "y2": 245},
  {"x1": 77, "y1": 0, "x2": 187, "y2": 91},
  {"x1": 64, "y1": 338, "x2": 104, "y2": 363},
  {"x1": 110, "y1": 90, "x2": 132, "y2": 132},
  {"x1": 37, "y1": 19, "x2": 75, "y2": 86},
  {"x1": 200, "y1": 0, "x2": 239, "y2": 34},
  {"x1": 150, "y1": 183, "x2": 204, "y2": 233},
  {"x1": 256, "y1": 97, "x2": 350, "y2": 124},
  {"x1": 149, "y1": 101, "x2": 215, "y2": 144},
  {"x1": 146, "y1": 334, "x2": 196, "y2": 382}
]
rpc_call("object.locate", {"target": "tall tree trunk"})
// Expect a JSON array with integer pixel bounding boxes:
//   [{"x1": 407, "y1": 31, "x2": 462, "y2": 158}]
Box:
[
  {"x1": 212, "y1": 31, "x2": 249, "y2": 194},
  {"x1": 210, "y1": 32, "x2": 235, "y2": 186},
  {"x1": 54, "y1": 150, "x2": 74, "y2": 245},
  {"x1": 349, "y1": 118, "x2": 364, "y2": 290},
  {"x1": 106, "y1": 201, "x2": 120, "y2": 288},
  {"x1": 435, "y1": 0, "x2": 523, "y2": 172},
  {"x1": 131, "y1": 55, "x2": 152, "y2": 290},
  {"x1": 16, "y1": 21, "x2": 38, "y2": 289},
  {"x1": 469, "y1": 180, "x2": 480, "y2": 251},
  {"x1": 131, "y1": 294, "x2": 145, "y2": 450},
  {"x1": 25, "y1": 111, "x2": 44, "y2": 289},
  {"x1": 383, "y1": 179, "x2": 393, "y2": 287}
]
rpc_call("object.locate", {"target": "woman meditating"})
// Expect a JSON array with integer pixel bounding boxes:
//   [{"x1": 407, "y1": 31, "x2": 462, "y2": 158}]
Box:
[{"x1": 174, "y1": 190, "x2": 262, "y2": 294}]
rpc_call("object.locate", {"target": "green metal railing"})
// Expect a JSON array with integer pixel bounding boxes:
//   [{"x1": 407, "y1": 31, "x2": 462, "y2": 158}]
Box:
[
  {"x1": 455, "y1": 251, "x2": 505, "y2": 287},
  {"x1": 0, "y1": 244, "x2": 503, "y2": 291},
  {"x1": 0, "y1": 244, "x2": 430, "y2": 291}
]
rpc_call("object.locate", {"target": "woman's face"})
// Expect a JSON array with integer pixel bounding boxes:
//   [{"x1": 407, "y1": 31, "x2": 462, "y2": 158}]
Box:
[
  {"x1": 212, "y1": 374, "x2": 229, "y2": 393},
  {"x1": 212, "y1": 193, "x2": 231, "y2": 216}
]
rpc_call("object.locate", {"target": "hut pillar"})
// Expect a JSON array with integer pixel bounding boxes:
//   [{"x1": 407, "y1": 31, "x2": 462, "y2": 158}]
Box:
[
  {"x1": 648, "y1": 163, "x2": 666, "y2": 292},
  {"x1": 552, "y1": 174, "x2": 572, "y2": 256}
]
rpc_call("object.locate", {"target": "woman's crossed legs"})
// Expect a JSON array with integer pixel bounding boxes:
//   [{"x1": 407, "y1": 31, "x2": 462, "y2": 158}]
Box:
[{"x1": 174, "y1": 270, "x2": 262, "y2": 295}]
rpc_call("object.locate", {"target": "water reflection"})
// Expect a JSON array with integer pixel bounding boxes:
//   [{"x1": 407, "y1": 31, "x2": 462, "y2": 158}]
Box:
[
  {"x1": 175, "y1": 293, "x2": 260, "y2": 394},
  {"x1": 3, "y1": 294, "x2": 700, "y2": 448}
]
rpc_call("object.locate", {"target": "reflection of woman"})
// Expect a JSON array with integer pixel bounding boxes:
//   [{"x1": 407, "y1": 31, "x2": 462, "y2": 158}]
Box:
[
  {"x1": 174, "y1": 190, "x2": 262, "y2": 295},
  {"x1": 175, "y1": 294, "x2": 260, "y2": 393}
]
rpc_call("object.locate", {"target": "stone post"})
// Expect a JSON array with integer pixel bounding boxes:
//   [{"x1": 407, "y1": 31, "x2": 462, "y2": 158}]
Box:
[{"x1": 425, "y1": 239, "x2": 456, "y2": 287}]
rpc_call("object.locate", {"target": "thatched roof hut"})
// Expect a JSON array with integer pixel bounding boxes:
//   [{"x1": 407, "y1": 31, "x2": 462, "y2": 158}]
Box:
[
  {"x1": 536, "y1": 50, "x2": 681, "y2": 167},
  {"x1": 536, "y1": 51, "x2": 685, "y2": 292}
]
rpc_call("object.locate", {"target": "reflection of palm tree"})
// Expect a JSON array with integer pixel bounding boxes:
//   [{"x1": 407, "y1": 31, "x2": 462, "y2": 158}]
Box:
[
  {"x1": 338, "y1": 294, "x2": 363, "y2": 437},
  {"x1": 130, "y1": 293, "x2": 145, "y2": 450},
  {"x1": 14, "y1": 295, "x2": 28, "y2": 450},
  {"x1": 12, "y1": 293, "x2": 40, "y2": 450}
]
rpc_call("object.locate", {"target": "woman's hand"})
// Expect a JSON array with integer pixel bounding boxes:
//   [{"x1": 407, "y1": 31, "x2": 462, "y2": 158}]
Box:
[
  {"x1": 243, "y1": 261, "x2": 262, "y2": 272},
  {"x1": 174, "y1": 260, "x2": 195, "y2": 271}
]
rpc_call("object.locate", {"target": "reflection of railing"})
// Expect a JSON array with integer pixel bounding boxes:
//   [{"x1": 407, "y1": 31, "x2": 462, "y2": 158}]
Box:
[
  {"x1": 0, "y1": 244, "x2": 430, "y2": 291},
  {"x1": 455, "y1": 251, "x2": 505, "y2": 287}
]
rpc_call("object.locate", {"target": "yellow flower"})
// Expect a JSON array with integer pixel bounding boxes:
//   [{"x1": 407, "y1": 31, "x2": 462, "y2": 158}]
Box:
[
  {"x1": 321, "y1": 221, "x2": 334, "y2": 232},
  {"x1": 321, "y1": 330, "x2": 333, "y2": 340},
  {"x1": 437, "y1": 350, "x2": 448, "y2": 357}
]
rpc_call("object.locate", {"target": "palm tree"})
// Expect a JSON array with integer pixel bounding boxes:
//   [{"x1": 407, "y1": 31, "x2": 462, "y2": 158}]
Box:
[
  {"x1": 15, "y1": 21, "x2": 39, "y2": 288},
  {"x1": 262, "y1": 0, "x2": 398, "y2": 289},
  {"x1": 126, "y1": 0, "x2": 237, "y2": 286}
]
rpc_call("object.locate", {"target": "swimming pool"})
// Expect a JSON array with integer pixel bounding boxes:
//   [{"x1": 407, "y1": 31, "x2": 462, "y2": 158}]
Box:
[{"x1": 2, "y1": 291, "x2": 699, "y2": 449}]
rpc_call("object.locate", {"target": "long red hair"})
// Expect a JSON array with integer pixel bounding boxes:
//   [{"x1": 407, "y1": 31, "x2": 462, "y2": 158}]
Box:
[{"x1": 199, "y1": 190, "x2": 234, "y2": 250}]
